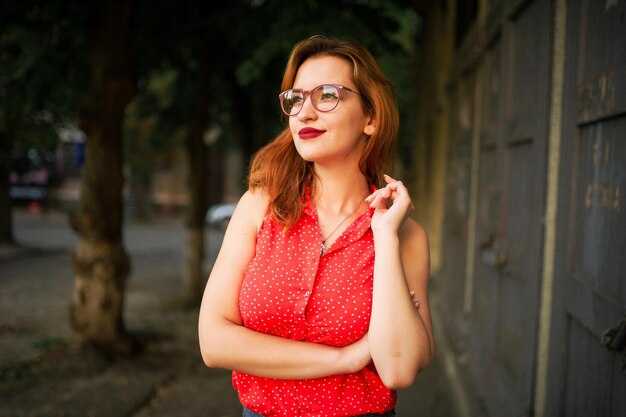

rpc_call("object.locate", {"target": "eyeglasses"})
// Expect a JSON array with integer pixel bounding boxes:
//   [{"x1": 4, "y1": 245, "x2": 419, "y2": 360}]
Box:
[{"x1": 278, "y1": 83, "x2": 360, "y2": 116}]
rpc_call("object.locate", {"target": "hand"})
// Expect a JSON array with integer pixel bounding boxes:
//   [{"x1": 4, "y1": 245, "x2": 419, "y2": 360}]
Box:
[
  {"x1": 366, "y1": 174, "x2": 414, "y2": 235},
  {"x1": 339, "y1": 333, "x2": 371, "y2": 374}
]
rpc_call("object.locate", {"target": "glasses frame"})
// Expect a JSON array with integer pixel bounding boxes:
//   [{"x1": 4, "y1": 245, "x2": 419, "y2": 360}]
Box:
[{"x1": 278, "y1": 83, "x2": 360, "y2": 117}]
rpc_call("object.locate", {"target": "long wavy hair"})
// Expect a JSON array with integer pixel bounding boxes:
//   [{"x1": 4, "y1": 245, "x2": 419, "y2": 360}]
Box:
[{"x1": 248, "y1": 35, "x2": 399, "y2": 229}]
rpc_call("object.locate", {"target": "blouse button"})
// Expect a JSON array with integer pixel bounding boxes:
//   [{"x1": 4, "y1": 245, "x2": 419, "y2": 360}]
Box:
[{"x1": 305, "y1": 291, "x2": 311, "y2": 297}]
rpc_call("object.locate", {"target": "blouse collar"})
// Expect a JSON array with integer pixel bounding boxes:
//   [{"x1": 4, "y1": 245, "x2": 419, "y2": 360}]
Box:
[{"x1": 302, "y1": 184, "x2": 377, "y2": 254}]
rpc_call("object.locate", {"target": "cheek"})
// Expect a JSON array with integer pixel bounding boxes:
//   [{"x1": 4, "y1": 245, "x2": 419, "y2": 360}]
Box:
[{"x1": 288, "y1": 119, "x2": 298, "y2": 135}]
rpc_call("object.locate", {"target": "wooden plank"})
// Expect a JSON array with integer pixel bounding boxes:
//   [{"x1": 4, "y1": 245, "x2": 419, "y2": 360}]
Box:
[
  {"x1": 506, "y1": 0, "x2": 532, "y2": 21},
  {"x1": 480, "y1": 40, "x2": 502, "y2": 148},
  {"x1": 484, "y1": 1, "x2": 503, "y2": 49},
  {"x1": 503, "y1": 0, "x2": 551, "y2": 144},
  {"x1": 610, "y1": 362, "x2": 626, "y2": 416},
  {"x1": 566, "y1": 276, "x2": 624, "y2": 339},
  {"x1": 471, "y1": 76, "x2": 502, "y2": 399},
  {"x1": 577, "y1": 1, "x2": 626, "y2": 79},
  {"x1": 569, "y1": 119, "x2": 626, "y2": 302},
  {"x1": 575, "y1": 0, "x2": 626, "y2": 124},
  {"x1": 439, "y1": 73, "x2": 476, "y2": 353},
  {"x1": 486, "y1": 1, "x2": 551, "y2": 415},
  {"x1": 578, "y1": 65, "x2": 626, "y2": 125},
  {"x1": 564, "y1": 317, "x2": 615, "y2": 417}
]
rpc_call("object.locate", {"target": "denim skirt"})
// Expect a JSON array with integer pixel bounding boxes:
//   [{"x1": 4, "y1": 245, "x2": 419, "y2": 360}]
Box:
[{"x1": 242, "y1": 407, "x2": 396, "y2": 417}]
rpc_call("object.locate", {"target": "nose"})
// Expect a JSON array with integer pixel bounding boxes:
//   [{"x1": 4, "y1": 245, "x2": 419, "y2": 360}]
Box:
[{"x1": 296, "y1": 93, "x2": 318, "y2": 121}]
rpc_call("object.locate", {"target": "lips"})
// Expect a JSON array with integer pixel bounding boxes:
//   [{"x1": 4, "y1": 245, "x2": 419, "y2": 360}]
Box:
[{"x1": 298, "y1": 127, "x2": 326, "y2": 139}]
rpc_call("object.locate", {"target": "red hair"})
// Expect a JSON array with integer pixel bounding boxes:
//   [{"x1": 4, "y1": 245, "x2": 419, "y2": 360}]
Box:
[{"x1": 248, "y1": 36, "x2": 399, "y2": 229}]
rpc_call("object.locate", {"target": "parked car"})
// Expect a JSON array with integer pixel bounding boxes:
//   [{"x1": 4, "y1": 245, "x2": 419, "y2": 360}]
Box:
[{"x1": 205, "y1": 202, "x2": 237, "y2": 230}]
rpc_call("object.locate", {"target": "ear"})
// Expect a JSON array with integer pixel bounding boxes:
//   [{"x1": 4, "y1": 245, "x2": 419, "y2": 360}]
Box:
[{"x1": 363, "y1": 115, "x2": 376, "y2": 136}]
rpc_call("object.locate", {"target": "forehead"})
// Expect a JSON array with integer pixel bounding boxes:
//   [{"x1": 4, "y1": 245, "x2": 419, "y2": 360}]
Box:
[{"x1": 292, "y1": 55, "x2": 354, "y2": 89}]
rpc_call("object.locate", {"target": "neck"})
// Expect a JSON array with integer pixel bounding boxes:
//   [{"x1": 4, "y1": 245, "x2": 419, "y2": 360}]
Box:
[{"x1": 312, "y1": 164, "x2": 370, "y2": 215}]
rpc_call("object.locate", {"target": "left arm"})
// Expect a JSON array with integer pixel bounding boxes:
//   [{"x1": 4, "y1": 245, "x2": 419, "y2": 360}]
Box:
[{"x1": 366, "y1": 175, "x2": 435, "y2": 389}]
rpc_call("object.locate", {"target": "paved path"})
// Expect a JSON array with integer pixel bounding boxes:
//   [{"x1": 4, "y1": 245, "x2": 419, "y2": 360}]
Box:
[{"x1": 0, "y1": 209, "x2": 465, "y2": 417}]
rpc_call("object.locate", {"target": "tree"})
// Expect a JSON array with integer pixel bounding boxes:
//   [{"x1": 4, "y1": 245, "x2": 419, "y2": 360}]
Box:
[
  {"x1": 182, "y1": 41, "x2": 211, "y2": 304},
  {"x1": 68, "y1": 0, "x2": 136, "y2": 353},
  {"x1": 2, "y1": 0, "x2": 419, "y2": 352},
  {"x1": 1, "y1": 0, "x2": 137, "y2": 352},
  {"x1": 133, "y1": 0, "x2": 416, "y2": 304},
  {"x1": 0, "y1": 1, "x2": 87, "y2": 245},
  {"x1": 132, "y1": 0, "x2": 420, "y2": 304},
  {"x1": 217, "y1": 0, "x2": 418, "y2": 167},
  {"x1": 123, "y1": 71, "x2": 181, "y2": 221}
]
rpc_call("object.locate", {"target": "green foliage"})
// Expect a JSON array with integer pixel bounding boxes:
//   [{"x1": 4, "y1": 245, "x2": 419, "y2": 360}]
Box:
[
  {"x1": 2, "y1": 0, "x2": 420, "y2": 193},
  {"x1": 0, "y1": 1, "x2": 91, "y2": 186},
  {"x1": 231, "y1": 0, "x2": 421, "y2": 164},
  {"x1": 0, "y1": 2, "x2": 89, "y2": 132},
  {"x1": 124, "y1": 68, "x2": 187, "y2": 185}
]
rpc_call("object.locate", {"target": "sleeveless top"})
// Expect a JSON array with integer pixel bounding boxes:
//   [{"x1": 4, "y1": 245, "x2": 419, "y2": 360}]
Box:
[{"x1": 232, "y1": 189, "x2": 397, "y2": 417}]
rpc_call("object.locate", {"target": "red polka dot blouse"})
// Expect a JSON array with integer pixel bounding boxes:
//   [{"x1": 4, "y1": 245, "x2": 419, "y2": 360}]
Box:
[{"x1": 233, "y1": 190, "x2": 397, "y2": 417}]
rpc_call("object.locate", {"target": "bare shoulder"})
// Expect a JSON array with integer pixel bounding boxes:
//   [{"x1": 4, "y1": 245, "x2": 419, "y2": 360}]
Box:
[
  {"x1": 399, "y1": 218, "x2": 429, "y2": 252},
  {"x1": 237, "y1": 187, "x2": 270, "y2": 208},
  {"x1": 231, "y1": 188, "x2": 270, "y2": 233}
]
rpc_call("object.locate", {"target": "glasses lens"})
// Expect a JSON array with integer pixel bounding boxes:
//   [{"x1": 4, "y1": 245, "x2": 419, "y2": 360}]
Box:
[
  {"x1": 312, "y1": 85, "x2": 340, "y2": 112},
  {"x1": 281, "y1": 90, "x2": 303, "y2": 115}
]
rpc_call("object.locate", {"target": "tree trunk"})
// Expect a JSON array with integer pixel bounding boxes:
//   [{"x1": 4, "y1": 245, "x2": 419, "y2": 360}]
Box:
[
  {"x1": 182, "y1": 42, "x2": 210, "y2": 306},
  {"x1": 0, "y1": 128, "x2": 14, "y2": 245},
  {"x1": 69, "y1": 0, "x2": 136, "y2": 354}
]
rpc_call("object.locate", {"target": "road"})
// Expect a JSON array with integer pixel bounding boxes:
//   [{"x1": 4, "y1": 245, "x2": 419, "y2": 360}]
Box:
[{"x1": 0, "y1": 209, "x2": 465, "y2": 417}]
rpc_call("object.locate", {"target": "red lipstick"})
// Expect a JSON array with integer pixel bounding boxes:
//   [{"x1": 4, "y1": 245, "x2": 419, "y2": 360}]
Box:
[{"x1": 298, "y1": 127, "x2": 325, "y2": 139}]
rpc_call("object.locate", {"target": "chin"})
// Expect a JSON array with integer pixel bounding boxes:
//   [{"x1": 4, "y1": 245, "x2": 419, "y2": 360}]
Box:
[
  {"x1": 293, "y1": 142, "x2": 323, "y2": 162},
  {"x1": 297, "y1": 153, "x2": 322, "y2": 163}
]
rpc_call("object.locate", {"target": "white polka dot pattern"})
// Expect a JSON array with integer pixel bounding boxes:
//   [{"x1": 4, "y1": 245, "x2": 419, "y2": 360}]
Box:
[{"x1": 232, "y1": 191, "x2": 397, "y2": 417}]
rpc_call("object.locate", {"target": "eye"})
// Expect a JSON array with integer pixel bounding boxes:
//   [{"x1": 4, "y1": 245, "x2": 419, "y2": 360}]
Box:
[
  {"x1": 319, "y1": 86, "x2": 339, "y2": 101},
  {"x1": 286, "y1": 90, "x2": 303, "y2": 103}
]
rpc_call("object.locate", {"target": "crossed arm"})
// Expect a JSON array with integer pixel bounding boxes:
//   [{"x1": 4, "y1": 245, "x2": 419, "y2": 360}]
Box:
[
  {"x1": 198, "y1": 184, "x2": 434, "y2": 389},
  {"x1": 198, "y1": 190, "x2": 371, "y2": 380}
]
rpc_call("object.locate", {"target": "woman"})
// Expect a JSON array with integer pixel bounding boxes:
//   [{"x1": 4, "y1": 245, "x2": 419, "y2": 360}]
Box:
[{"x1": 198, "y1": 36, "x2": 434, "y2": 417}]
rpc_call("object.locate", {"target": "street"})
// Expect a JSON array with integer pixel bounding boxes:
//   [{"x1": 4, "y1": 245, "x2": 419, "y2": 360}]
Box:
[{"x1": 0, "y1": 209, "x2": 463, "y2": 417}]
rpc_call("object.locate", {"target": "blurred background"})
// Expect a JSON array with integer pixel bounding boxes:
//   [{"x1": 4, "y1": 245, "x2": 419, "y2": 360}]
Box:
[{"x1": 1, "y1": 1, "x2": 625, "y2": 416}]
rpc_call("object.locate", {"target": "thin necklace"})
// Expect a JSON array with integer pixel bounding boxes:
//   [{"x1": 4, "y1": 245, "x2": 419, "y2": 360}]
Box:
[{"x1": 320, "y1": 200, "x2": 365, "y2": 256}]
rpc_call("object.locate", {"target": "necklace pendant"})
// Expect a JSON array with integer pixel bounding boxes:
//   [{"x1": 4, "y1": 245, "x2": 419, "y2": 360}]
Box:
[{"x1": 321, "y1": 240, "x2": 326, "y2": 256}]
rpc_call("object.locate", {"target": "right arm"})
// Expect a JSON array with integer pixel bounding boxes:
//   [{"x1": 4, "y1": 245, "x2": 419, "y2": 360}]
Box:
[{"x1": 198, "y1": 189, "x2": 370, "y2": 380}]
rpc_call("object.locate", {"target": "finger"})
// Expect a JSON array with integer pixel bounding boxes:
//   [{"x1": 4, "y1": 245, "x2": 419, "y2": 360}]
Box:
[
  {"x1": 382, "y1": 177, "x2": 402, "y2": 192},
  {"x1": 370, "y1": 192, "x2": 386, "y2": 209},
  {"x1": 385, "y1": 181, "x2": 408, "y2": 201},
  {"x1": 382, "y1": 184, "x2": 401, "y2": 202},
  {"x1": 385, "y1": 179, "x2": 405, "y2": 192},
  {"x1": 365, "y1": 189, "x2": 382, "y2": 202},
  {"x1": 367, "y1": 191, "x2": 380, "y2": 207},
  {"x1": 383, "y1": 174, "x2": 397, "y2": 183},
  {"x1": 382, "y1": 186, "x2": 392, "y2": 200},
  {"x1": 366, "y1": 189, "x2": 386, "y2": 205},
  {"x1": 371, "y1": 190, "x2": 390, "y2": 209},
  {"x1": 384, "y1": 186, "x2": 413, "y2": 213}
]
